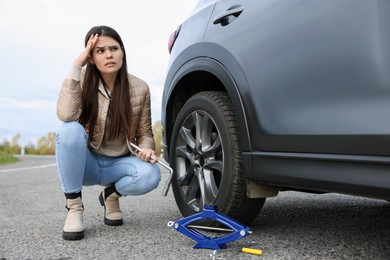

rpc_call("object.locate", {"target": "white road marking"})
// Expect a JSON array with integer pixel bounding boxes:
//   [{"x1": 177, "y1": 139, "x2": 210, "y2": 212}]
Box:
[{"x1": 0, "y1": 163, "x2": 57, "y2": 173}]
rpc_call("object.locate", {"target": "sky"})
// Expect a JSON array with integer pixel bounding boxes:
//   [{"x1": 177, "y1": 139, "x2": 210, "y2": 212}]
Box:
[{"x1": 0, "y1": 0, "x2": 198, "y2": 146}]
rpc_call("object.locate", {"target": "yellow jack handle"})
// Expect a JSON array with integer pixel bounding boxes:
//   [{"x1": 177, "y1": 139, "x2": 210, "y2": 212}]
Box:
[{"x1": 242, "y1": 247, "x2": 263, "y2": 256}]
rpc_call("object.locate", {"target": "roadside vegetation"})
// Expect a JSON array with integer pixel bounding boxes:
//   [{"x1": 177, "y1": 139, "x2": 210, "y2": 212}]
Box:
[
  {"x1": 0, "y1": 151, "x2": 19, "y2": 165},
  {"x1": 0, "y1": 121, "x2": 163, "y2": 165}
]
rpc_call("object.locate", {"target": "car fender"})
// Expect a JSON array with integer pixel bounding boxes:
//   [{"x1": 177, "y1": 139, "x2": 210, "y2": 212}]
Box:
[{"x1": 162, "y1": 55, "x2": 254, "y2": 174}]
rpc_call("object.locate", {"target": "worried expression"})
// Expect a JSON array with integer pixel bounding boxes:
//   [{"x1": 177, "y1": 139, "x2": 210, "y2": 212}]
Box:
[{"x1": 90, "y1": 36, "x2": 124, "y2": 76}]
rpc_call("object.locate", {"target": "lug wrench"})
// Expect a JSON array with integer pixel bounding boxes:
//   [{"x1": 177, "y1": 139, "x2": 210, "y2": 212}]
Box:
[{"x1": 130, "y1": 142, "x2": 173, "y2": 196}]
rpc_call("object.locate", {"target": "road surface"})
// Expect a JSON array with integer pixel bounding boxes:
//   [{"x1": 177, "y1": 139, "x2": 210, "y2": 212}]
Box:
[{"x1": 1, "y1": 155, "x2": 389, "y2": 259}]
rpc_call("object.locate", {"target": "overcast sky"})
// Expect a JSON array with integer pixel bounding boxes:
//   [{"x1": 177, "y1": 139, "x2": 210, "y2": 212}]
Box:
[{"x1": 0, "y1": 0, "x2": 197, "y2": 145}]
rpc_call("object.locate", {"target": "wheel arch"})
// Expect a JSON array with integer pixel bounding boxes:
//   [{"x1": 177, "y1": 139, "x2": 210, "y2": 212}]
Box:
[{"x1": 163, "y1": 57, "x2": 252, "y2": 158}]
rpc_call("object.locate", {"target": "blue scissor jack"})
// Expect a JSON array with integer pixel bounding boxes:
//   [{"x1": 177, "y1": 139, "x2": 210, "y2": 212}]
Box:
[{"x1": 167, "y1": 205, "x2": 251, "y2": 250}]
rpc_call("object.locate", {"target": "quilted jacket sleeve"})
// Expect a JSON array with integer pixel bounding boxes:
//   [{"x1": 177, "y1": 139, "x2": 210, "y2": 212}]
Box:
[
  {"x1": 135, "y1": 87, "x2": 155, "y2": 150},
  {"x1": 127, "y1": 74, "x2": 155, "y2": 151},
  {"x1": 57, "y1": 65, "x2": 83, "y2": 122}
]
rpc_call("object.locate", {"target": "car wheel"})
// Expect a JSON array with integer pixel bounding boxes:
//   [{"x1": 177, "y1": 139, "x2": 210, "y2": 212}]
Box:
[{"x1": 169, "y1": 91, "x2": 265, "y2": 225}]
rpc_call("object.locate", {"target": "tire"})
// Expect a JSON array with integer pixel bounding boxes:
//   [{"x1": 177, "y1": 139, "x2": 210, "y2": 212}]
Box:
[{"x1": 169, "y1": 91, "x2": 265, "y2": 225}]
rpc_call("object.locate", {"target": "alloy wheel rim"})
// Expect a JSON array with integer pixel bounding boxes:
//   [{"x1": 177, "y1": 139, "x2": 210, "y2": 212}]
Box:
[{"x1": 174, "y1": 110, "x2": 224, "y2": 211}]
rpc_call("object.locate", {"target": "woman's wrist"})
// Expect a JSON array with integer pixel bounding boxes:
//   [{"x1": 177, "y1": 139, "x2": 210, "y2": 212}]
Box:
[{"x1": 68, "y1": 64, "x2": 82, "y2": 81}]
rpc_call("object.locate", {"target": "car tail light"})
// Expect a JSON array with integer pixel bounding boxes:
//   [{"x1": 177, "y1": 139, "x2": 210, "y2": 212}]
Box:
[{"x1": 168, "y1": 26, "x2": 181, "y2": 54}]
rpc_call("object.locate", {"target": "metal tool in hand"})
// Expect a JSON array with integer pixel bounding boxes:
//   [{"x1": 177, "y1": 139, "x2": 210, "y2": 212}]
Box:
[{"x1": 130, "y1": 142, "x2": 173, "y2": 196}]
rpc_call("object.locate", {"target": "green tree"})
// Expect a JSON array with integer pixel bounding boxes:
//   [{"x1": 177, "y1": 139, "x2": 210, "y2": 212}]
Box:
[
  {"x1": 36, "y1": 132, "x2": 56, "y2": 155},
  {"x1": 0, "y1": 134, "x2": 21, "y2": 154},
  {"x1": 25, "y1": 141, "x2": 38, "y2": 155},
  {"x1": 153, "y1": 121, "x2": 162, "y2": 157},
  {"x1": 11, "y1": 134, "x2": 22, "y2": 154},
  {"x1": 0, "y1": 138, "x2": 10, "y2": 152}
]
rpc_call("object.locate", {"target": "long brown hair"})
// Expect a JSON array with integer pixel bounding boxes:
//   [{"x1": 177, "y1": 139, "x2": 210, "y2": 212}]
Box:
[{"x1": 79, "y1": 26, "x2": 131, "y2": 141}]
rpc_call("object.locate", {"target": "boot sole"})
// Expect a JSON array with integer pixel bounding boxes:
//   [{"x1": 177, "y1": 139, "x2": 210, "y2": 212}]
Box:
[
  {"x1": 104, "y1": 217, "x2": 123, "y2": 226},
  {"x1": 62, "y1": 230, "x2": 84, "y2": 240},
  {"x1": 99, "y1": 192, "x2": 123, "y2": 226}
]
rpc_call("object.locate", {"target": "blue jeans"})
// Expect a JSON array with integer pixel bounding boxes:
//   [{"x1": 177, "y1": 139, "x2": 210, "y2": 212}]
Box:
[{"x1": 55, "y1": 122, "x2": 161, "y2": 196}]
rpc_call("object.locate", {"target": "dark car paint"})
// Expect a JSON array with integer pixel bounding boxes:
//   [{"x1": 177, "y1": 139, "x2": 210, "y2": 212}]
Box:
[{"x1": 162, "y1": 0, "x2": 390, "y2": 199}]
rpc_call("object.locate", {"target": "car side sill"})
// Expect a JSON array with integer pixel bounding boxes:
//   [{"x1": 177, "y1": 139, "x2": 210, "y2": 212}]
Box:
[
  {"x1": 245, "y1": 151, "x2": 390, "y2": 200},
  {"x1": 252, "y1": 151, "x2": 390, "y2": 164}
]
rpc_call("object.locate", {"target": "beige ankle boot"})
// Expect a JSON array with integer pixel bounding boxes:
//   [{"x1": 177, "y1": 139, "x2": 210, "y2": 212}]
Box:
[
  {"x1": 63, "y1": 197, "x2": 84, "y2": 240},
  {"x1": 99, "y1": 186, "x2": 123, "y2": 226}
]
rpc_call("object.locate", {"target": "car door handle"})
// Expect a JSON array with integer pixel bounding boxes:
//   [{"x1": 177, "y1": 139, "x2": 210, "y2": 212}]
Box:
[{"x1": 213, "y1": 7, "x2": 243, "y2": 25}]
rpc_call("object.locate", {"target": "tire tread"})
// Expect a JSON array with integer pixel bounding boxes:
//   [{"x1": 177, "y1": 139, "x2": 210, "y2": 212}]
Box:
[{"x1": 198, "y1": 91, "x2": 265, "y2": 225}]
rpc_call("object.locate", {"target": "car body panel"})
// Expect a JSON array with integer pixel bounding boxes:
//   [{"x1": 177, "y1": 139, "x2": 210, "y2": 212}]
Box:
[
  {"x1": 162, "y1": 3, "x2": 215, "y2": 151},
  {"x1": 162, "y1": 0, "x2": 390, "y2": 200},
  {"x1": 204, "y1": 0, "x2": 390, "y2": 156}
]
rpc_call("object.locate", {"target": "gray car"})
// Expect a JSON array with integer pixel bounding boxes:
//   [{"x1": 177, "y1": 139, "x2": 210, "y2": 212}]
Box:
[{"x1": 161, "y1": 0, "x2": 390, "y2": 225}]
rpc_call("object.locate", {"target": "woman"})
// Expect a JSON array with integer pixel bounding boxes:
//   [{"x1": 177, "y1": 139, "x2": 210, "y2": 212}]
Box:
[{"x1": 56, "y1": 25, "x2": 161, "y2": 240}]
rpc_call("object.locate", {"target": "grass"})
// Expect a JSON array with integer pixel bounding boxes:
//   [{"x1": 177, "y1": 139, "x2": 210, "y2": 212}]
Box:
[{"x1": 0, "y1": 151, "x2": 19, "y2": 165}]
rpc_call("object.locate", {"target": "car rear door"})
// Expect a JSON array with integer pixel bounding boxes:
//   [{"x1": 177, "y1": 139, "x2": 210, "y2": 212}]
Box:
[{"x1": 204, "y1": 0, "x2": 390, "y2": 156}]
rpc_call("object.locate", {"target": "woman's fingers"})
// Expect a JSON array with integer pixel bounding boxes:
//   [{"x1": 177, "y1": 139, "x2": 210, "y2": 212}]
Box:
[
  {"x1": 87, "y1": 34, "x2": 99, "y2": 50},
  {"x1": 73, "y1": 34, "x2": 99, "y2": 67},
  {"x1": 138, "y1": 148, "x2": 157, "y2": 163}
]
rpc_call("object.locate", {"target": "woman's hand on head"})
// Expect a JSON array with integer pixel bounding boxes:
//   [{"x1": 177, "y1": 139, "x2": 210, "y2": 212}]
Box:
[
  {"x1": 74, "y1": 34, "x2": 99, "y2": 67},
  {"x1": 137, "y1": 148, "x2": 158, "y2": 164}
]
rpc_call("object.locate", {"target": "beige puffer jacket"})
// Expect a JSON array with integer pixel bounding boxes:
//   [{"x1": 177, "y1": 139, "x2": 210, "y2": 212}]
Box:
[{"x1": 57, "y1": 66, "x2": 155, "y2": 153}]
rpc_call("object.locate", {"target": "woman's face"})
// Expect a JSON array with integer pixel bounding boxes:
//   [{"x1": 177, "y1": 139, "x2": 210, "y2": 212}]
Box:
[{"x1": 90, "y1": 36, "x2": 124, "y2": 76}]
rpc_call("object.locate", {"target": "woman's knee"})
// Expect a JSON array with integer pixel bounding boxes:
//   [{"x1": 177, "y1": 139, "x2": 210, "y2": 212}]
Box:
[
  {"x1": 143, "y1": 164, "x2": 161, "y2": 189},
  {"x1": 57, "y1": 122, "x2": 87, "y2": 146},
  {"x1": 118, "y1": 164, "x2": 161, "y2": 196},
  {"x1": 134, "y1": 164, "x2": 160, "y2": 193}
]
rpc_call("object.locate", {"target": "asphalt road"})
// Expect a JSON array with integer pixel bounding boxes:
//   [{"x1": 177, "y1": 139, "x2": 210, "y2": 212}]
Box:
[{"x1": 0, "y1": 155, "x2": 389, "y2": 260}]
